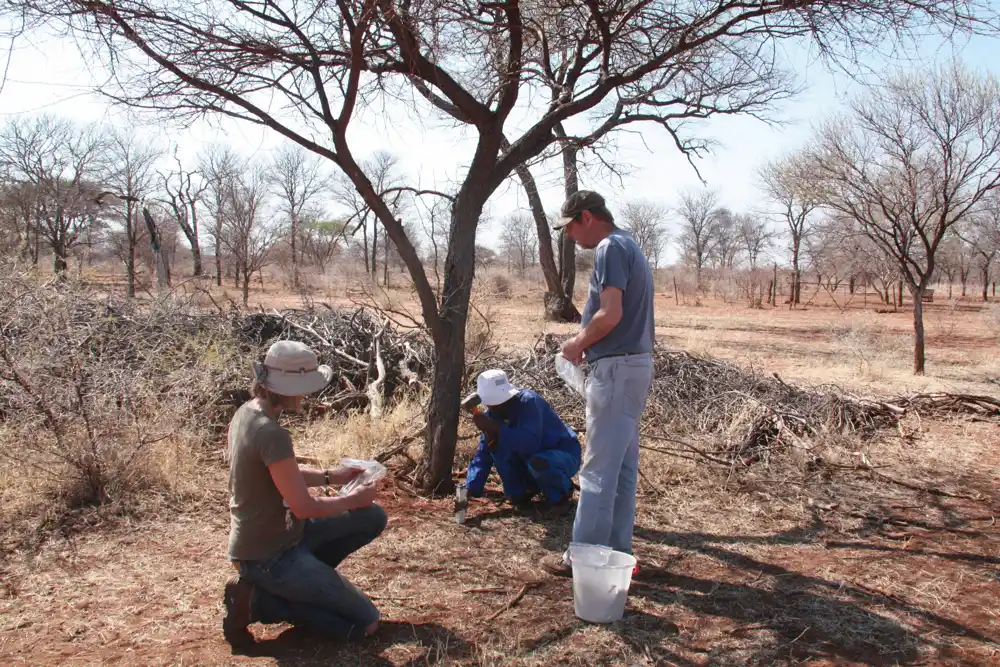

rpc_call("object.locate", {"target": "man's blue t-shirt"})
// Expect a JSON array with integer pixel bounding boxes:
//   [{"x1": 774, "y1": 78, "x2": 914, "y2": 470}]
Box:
[{"x1": 581, "y1": 229, "x2": 655, "y2": 362}]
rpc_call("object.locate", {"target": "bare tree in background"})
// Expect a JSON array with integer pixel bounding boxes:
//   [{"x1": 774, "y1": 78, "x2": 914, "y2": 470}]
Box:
[
  {"x1": 621, "y1": 200, "x2": 669, "y2": 269},
  {"x1": 810, "y1": 62, "x2": 1000, "y2": 374},
  {"x1": 200, "y1": 144, "x2": 242, "y2": 286},
  {"x1": 500, "y1": 213, "x2": 538, "y2": 275},
  {"x1": 160, "y1": 152, "x2": 207, "y2": 276},
  {"x1": 709, "y1": 208, "x2": 741, "y2": 270},
  {"x1": 420, "y1": 198, "x2": 451, "y2": 293},
  {"x1": 958, "y1": 193, "x2": 1000, "y2": 301},
  {"x1": 0, "y1": 115, "x2": 110, "y2": 276},
  {"x1": 27, "y1": 0, "x2": 997, "y2": 491},
  {"x1": 736, "y1": 214, "x2": 773, "y2": 271},
  {"x1": 759, "y1": 151, "x2": 821, "y2": 306},
  {"x1": 270, "y1": 145, "x2": 327, "y2": 289},
  {"x1": 0, "y1": 181, "x2": 40, "y2": 261},
  {"x1": 219, "y1": 164, "x2": 278, "y2": 305},
  {"x1": 331, "y1": 151, "x2": 408, "y2": 286},
  {"x1": 301, "y1": 218, "x2": 345, "y2": 275},
  {"x1": 106, "y1": 131, "x2": 160, "y2": 297},
  {"x1": 677, "y1": 189, "x2": 721, "y2": 291}
]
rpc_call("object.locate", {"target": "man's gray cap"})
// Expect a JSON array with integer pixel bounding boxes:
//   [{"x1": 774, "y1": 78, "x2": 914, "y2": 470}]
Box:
[{"x1": 553, "y1": 190, "x2": 606, "y2": 230}]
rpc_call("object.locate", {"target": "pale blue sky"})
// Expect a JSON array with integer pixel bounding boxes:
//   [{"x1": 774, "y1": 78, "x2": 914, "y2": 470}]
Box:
[{"x1": 0, "y1": 20, "x2": 997, "y2": 263}]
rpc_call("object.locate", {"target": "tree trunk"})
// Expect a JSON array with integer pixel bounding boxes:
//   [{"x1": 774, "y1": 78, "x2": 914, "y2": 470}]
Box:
[
  {"x1": 417, "y1": 194, "x2": 483, "y2": 494},
  {"x1": 513, "y1": 155, "x2": 579, "y2": 322},
  {"x1": 290, "y1": 212, "x2": 299, "y2": 289},
  {"x1": 215, "y1": 219, "x2": 223, "y2": 287},
  {"x1": 370, "y1": 220, "x2": 378, "y2": 282},
  {"x1": 982, "y1": 266, "x2": 989, "y2": 302},
  {"x1": 126, "y1": 242, "x2": 136, "y2": 298},
  {"x1": 241, "y1": 266, "x2": 250, "y2": 306},
  {"x1": 791, "y1": 238, "x2": 801, "y2": 305},
  {"x1": 912, "y1": 285, "x2": 926, "y2": 375},
  {"x1": 52, "y1": 236, "x2": 68, "y2": 277},
  {"x1": 898, "y1": 281, "x2": 904, "y2": 307},
  {"x1": 383, "y1": 227, "x2": 389, "y2": 288},
  {"x1": 361, "y1": 217, "x2": 370, "y2": 275},
  {"x1": 558, "y1": 132, "x2": 579, "y2": 305},
  {"x1": 191, "y1": 243, "x2": 203, "y2": 277}
]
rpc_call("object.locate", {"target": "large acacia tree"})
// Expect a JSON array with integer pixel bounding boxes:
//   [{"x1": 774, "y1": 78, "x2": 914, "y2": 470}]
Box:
[{"x1": 20, "y1": 0, "x2": 996, "y2": 491}]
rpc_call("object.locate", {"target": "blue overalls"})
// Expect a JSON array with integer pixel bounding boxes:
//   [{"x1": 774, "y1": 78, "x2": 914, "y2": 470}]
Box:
[{"x1": 465, "y1": 389, "x2": 582, "y2": 504}]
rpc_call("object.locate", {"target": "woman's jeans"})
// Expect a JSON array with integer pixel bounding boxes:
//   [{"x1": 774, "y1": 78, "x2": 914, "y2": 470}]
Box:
[{"x1": 236, "y1": 504, "x2": 387, "y2": 642}]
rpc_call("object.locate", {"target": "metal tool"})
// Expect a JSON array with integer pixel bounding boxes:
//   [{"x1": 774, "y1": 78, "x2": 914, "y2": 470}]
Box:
[
  {"x1": 454, "y1": 482, "x2": 468, "y2": 525},
  {"x1": 461, "y1": 392, "x2": 487, "y2": 415}
]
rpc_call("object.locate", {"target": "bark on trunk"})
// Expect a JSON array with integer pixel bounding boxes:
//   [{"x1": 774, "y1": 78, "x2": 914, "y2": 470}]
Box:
[
  {"x1": 982, "y1": 267, "x2": 989, "y2": 302},
  {"x1": 417, "y1": 194, "x2": 483, "y2": 494},
  {"x1": 513, "y1": 155, "x2": 579, "y2": 322},
  {"x1": 53, "y1": 237, "x2": 67, "y2": 277},
  {"x1": 191, "y1": 244, "x2": 203, "y2": 277},
  {"x1": 215, "y1": 220, "x2": 223, "y2": 287},
  {"x1": 558, "y1": 130, "x2": 578, "y2": 305},
  {"x1": 241, "y1": 268, "x2": 250, "y2": 306},
  {"x1": 791, "y1": 238, "x2": 802, "y2": 305},
  {"x1": 290, "y1": 213, "x2": 299, "y2": 289},
  {"x1": 912, "y1": 286, "x2": 926, "y2": 375}
]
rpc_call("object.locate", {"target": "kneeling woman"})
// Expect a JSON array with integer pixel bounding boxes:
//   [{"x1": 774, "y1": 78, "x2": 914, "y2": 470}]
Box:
[{"x1": 223, "y1": 340, "x2": 386, "y2": 648}]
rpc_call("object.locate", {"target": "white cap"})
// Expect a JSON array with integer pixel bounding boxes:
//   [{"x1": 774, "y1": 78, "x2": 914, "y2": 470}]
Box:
[{"x1": 477, "y1": 369, "x2": 520, "y2": 407}]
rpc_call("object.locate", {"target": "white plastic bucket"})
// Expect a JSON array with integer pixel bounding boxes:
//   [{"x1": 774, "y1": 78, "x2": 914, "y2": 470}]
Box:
[{"x1": 569, "y1": 543, "x2": 636, "y2": 623}]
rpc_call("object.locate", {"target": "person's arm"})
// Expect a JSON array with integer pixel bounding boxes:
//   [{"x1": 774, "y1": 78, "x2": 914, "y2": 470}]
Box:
[
  {"x1": 298, "y1": 464, "x2": 365, "y2": 488},
  {"x1": 575, "y1": 287, "x2": 623, "y2": 349},
  {"x1": 269, "y1": 458, "x2": 376, "y2": 519},
  {"x1": 562, "y1": 242, "x2": 628, "y2": 363},
  {"x1": 465, "y1": 437, "x2": 494, "y2": 497}
]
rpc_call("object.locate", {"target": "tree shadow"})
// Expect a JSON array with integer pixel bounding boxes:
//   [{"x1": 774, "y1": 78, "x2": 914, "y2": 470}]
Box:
[
  {"x1": 240, "y1": 620, "x2": 472, "y2": 666},
  {"x1": 632, "y1": 524, "x2": 999, "y2": 664}
]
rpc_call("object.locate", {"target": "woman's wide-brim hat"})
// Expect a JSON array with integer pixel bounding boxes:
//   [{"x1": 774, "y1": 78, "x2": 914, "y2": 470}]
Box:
[{"x1": 254, "y1": 340, "x2": 333, "y2": 397}]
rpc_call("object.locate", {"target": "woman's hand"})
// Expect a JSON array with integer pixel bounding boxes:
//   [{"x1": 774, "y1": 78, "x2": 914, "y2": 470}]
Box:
[
  {"x1": 345, "y1": 481, "x2": 378, "y2": 509},
  {"x1": 326, "y1": 465, "x2": 367, "y2": 486}
]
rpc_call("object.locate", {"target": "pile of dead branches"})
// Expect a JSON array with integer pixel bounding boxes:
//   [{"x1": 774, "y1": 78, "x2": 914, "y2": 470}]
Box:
[
  {"x1": 236, "y1": 307, "x2": 432, "y2": 417},
  {"x1": 0, "y1": 276, "x2": 434, "y2": 517},
  {"x1": 477, "y1": 334, "x2": 998, "y2": 470}
]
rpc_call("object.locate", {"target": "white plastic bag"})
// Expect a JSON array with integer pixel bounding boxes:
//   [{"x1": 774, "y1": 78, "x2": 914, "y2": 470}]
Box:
[
  {"x1": 337, "y1": 458, "x2": 387, "y2": 495},
  {"x1": 555, "y1": 354, "x2": 586, "y2": 397}
]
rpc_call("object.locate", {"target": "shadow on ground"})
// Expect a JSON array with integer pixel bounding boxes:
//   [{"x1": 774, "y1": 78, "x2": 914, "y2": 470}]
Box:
[
  {"x1": 632, "y1": 520, "x2": 1000, "y2": 665},
  {"x1": 235, "y1": 620, "x2": 472, "y2": 666}
]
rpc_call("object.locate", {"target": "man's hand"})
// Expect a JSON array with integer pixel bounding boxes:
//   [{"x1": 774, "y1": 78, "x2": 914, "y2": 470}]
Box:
[
  {"x1": 561, "y1": 335, "x2": 585, "y2": 365},
  {"x1": 472, "y1": 412, "x2": 500, "y2": 441},
  {"x1": 326, "y1": 465, "x2": 366, "y2": 486}
]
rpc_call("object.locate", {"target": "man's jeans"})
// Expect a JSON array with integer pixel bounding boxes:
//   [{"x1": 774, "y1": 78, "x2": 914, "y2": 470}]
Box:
[
  {"x1": 571, "y1": 353, "x2": 654, "y2": 555},
  {"x1": 237, "y1": 505, "x2": 387, "y2": 642},
  {"x1": 493, "y1": 448, "x2": 581, "y2": 504}
]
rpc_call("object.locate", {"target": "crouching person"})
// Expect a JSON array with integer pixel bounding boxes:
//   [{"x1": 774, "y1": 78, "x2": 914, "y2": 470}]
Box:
[
  {"x1": 464, "y1": 369, "x2": 581, "y2": 514},
  {"x1": 223, "y1": 340, "x2": 387, "y2": 649}
]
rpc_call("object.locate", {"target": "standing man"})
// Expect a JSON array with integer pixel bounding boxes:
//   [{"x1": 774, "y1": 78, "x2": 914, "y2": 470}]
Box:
[{"x1": 540, "y1": 190, "x2": 655, "y2": 577}]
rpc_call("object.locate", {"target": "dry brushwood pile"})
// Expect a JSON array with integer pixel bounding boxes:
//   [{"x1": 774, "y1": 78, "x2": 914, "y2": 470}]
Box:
[
  {"x1": 0, "y1": 277, "x2": 431, "y2": 516},
  {"x1": 239, "y1": 307, "x2": 432, "y2": 417},
  {"x1": 472, "y1": 334, "x2": 1000, "y2": 472}
]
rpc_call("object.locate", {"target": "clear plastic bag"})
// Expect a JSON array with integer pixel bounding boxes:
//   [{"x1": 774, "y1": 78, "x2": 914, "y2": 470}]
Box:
[
  {"x1": 337, "y1": 458, "x2": 387, "y2": 495},
  {"x1": 555, "y1": 354, "x2": 586, "y2": 397}
]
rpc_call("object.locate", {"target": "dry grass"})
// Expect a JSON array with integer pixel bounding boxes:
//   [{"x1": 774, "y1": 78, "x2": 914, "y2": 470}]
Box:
[
  {"x1": 2, "y1": 271, "x2": 999, "y2": 666},
  {"x1": 293, "y1": 399, "x2": 426, "y2": 464}
]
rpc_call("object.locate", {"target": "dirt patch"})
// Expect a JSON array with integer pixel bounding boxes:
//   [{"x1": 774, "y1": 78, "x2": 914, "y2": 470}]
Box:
[{"x1": 3, "y1": 428, "x2": 999, "y2": 667}]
